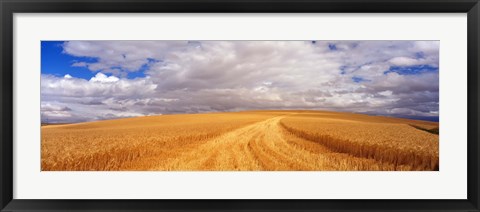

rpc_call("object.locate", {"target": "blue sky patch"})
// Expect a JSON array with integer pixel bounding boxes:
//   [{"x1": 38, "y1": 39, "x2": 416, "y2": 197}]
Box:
[
  {"x1": 352, "y1": 76, "x2": 368, "y2": 83},
  {"x1": 128, "y1": 61, "x2": 154, "y2": 79},
  {"x1": 42, "y1": 41, "x2": 150, "y2": 80},
  {"x1": 328, "y1": 43, "x2": 337, "y2": 51},
  {"x1": 41, "y1": 41, "x2": 98, "y2": 80},
  {"x1": 384, "y1": 65, "x2": 438, "y2": 75}
]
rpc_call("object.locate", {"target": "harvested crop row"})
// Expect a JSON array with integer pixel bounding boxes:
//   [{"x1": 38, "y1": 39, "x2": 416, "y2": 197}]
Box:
[
  {"x1": 42, "y1": 112, "x2": 280, "y2": 171},
  {"x1": 279, "y1": 115, "x2": 439, "y2": 171},
  {"x1": 158, "y1": 115, "x2": 399, "y2": 171}
]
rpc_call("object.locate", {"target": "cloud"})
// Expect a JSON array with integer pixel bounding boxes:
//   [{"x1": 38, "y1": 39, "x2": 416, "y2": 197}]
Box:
[
  {"x1": 62, "y1": 41, "x2": 190, "y2": 73},
  {"x1": 89, "y1": 73, "x2": 119, "y2": 83},
  {"x1": 41, "y1": 103, "x2": 76, "y2": 123},
  {"x1": 41, "y1": 74, "x2": 157, "y2": 98},
  {"x1": 71, "y1": 62, "x2": 88, "y2": 67},
  {"x1": 42, "y1": 41, "x2": 439, "y2": 123},
  {"x1": 41, "y1": 103, "x2": 71, "y2": 112},
  {"x1": 389, "y1": 56, "x2": 426, "y2": 66}
]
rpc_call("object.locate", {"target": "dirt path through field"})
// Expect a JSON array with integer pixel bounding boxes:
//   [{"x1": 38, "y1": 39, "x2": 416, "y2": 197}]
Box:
[{"x1": 158, "y1": 115, "x2": 338, "y2": 170}]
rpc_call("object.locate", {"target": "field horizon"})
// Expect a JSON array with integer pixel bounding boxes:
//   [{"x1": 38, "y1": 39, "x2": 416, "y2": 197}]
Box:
[
  {"x1": 41, "y1": 110, "x2": 439, "y2": 171},
  {"x1": 41, "y1": 109, "x2": 439, "y2": 126}
]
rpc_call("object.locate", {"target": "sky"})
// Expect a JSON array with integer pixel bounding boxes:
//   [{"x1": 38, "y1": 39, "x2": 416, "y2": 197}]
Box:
[{"x1": 41, "y1": 41, "x2": 439, "y2": 123}]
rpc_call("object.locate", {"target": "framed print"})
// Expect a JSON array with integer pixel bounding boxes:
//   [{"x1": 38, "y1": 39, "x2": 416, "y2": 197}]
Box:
[{"x1": 1, "y1": 0, "x2": 479, "y2": 211}]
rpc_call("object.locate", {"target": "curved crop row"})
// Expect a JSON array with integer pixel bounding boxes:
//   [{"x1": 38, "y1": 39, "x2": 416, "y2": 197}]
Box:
[
  {"x1": 279, "y1": 117, "x2": 439, "y2": 171},
  {"x1": 41, "y1": 112, "x2": 278, "y2": 171}
]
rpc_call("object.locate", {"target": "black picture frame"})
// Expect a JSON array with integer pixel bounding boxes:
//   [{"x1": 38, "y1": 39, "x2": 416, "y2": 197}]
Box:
[{"x1": 1, "y1": 0, "x2": 479, "y2": 211}]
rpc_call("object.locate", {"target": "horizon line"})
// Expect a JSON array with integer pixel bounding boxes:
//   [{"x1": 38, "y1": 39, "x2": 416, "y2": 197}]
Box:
[{"x1": 41, "y1": 109, "x2": 439, "y2": 125}]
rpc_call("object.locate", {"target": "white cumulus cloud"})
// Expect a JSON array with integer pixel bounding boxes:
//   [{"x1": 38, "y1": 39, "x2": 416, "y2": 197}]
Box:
[{"x1": 89, "y1": 73, "x2": 120, "y2": 83}]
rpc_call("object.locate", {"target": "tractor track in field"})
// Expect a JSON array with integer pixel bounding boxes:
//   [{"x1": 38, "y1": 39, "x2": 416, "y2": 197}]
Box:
[{"x1": 161, "y1": 116, "x2": 338, "y2": 171}]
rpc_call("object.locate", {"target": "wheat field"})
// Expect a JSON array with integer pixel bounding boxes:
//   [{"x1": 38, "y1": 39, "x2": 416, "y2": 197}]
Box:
[{"x1": 41, "y1": 110, "x2": 439, "y2": 171}]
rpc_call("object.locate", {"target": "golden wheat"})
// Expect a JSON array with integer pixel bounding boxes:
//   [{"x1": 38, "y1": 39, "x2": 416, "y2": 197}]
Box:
[
  {"x1": 41, "y1": 110, "x2": 439, "y2": 171},
  {"x1": 41, "y1": 112, "x2": 278, "y2": 171},
  {"x1": 279, "y1": 112, "x2": 439, "y2": 170}
]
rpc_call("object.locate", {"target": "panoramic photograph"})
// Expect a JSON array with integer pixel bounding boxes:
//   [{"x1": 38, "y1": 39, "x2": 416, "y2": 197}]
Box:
[{"x1": 41, "y1": 40, "x2": 439, "y2": 171}]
